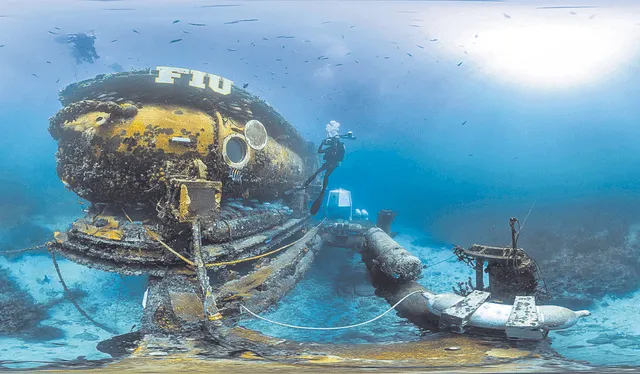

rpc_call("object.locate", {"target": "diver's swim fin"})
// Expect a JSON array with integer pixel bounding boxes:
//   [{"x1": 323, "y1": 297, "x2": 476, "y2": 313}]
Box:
[{"x1": 310, "y1": 198, "x2": 322, "y2": 216}]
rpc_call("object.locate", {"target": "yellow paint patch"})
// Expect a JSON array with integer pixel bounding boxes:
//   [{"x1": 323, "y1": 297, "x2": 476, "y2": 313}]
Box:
[
  {"x1": 299, "y1": 355, "x2": 344, "y2": 364},
  {"x1": 179, "y1": 184, "x2": 191, "y2": 221},
  {"x1": 239, "y1": 351, "x2": 263, "y2": 360},
  {"x1": 219, "y1": 267, "x2": 274, "y2": 295},
  {"x1": 73, "y1": 215, "x2": 124, "y2": 241},
  {"x1": 63, "y1": 111, "x2": 111, "y2": 133},
  {"x1": 486, "y1": 348, "x2": 531, "y2": 359},
  {"x1": 230, "y1": 327, "x2": 285, "y2": 345},
  {"x1": 53, "y1": 231, "x2": 65, "y2": 244},
  {"x1": 64, "y1": 105, "x2": 216, "y2": 155}
]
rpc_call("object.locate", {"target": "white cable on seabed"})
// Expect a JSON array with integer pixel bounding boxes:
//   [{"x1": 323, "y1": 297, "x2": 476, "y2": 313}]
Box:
[{"x1": 240, "y1": 290, "x2": 425, "y2": 330}]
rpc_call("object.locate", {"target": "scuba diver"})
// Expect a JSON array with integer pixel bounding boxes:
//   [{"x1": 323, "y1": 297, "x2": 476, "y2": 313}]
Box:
[
  {"x1": 55, "y1": 32, "x2": 99, "y2": 64},
  {"x1": 288, "y1": 131, "x2": 356, "y2": 215}
]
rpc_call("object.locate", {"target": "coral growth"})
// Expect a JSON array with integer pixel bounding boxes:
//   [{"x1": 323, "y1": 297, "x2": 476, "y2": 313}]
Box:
[
  {"x1": 526, "y1": 226, "x2": 640, "y2": 303},
  {"x1": 0, "y1": 266, "x2": 44, "y2": 334}
]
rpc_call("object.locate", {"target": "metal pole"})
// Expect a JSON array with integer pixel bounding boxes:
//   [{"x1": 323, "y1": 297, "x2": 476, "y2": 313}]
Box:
[
  {"x1": 475, "y1": 258, "x2": 484, "y2": 291},
  {"x1": 192, "y1": 220, "x2": 224, "y2": 333}
]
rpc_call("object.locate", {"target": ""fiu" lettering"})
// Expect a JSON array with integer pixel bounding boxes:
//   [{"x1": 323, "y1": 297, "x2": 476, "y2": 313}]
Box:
[{"x1": 155, "y1": 66, "x2": 233, "y2": 95}]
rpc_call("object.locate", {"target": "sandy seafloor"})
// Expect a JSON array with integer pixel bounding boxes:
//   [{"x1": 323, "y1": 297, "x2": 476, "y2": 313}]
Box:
[{"x1": 1, "y1": 221, "x2": 639, "y2": 370}]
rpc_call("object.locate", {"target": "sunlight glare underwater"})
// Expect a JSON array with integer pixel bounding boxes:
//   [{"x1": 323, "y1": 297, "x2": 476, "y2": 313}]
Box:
[{"x1": 465, "y1": 21, "x2": 638, "y2": 88}]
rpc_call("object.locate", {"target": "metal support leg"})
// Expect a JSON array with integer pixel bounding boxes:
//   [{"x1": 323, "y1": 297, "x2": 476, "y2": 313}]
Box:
[
  {"x1": 192, "y1": 220, "x2": 224, "y2": 335},
  {"x1": 475, "y1": 258, "x2": 484, "y2": 291}
]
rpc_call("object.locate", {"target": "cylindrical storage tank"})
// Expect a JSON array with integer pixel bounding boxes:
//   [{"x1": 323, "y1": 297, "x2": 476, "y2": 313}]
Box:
[
  {"x1": 364, "y1": 227, "x2": 422, "y2": 281},
  {"x1": 48, "y1": 68, "x2": 316, "y2": 205}
]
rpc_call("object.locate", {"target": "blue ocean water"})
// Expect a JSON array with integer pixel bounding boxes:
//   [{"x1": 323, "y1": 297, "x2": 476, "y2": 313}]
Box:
[{"x1": 1, "y1": 0, "x2": 640, "y2": 370}]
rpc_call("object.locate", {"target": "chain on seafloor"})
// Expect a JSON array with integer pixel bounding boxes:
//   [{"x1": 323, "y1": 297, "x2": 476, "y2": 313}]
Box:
[
  {"x1": 240, "y1": 290, "x2": 425, "y2": 330},
  {"x1": 0, "y1": 243, "x2": 50, "y2": 254},
  {"x1": 48, "y1": 246, "x2": 118, "y2": 335}
]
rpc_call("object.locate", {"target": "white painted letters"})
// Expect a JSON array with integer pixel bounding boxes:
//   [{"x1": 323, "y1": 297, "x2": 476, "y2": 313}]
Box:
[
  {"x1": 188, "y1": 70, "x2": 207, "y2": 89},
  {"x1": 155, "y1": 66, "x2": 189, "y2": 84},
  {"x1": 208, "y1": 73, "x2": 233, "y2": 95},
  {"x1": 155, "y1": 66, "x2": 233, "y2": 95}
]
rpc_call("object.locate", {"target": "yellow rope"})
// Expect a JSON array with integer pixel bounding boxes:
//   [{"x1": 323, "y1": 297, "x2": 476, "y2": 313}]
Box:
[
  {"x1": 121, "y1": 208, "x2": 195, "y2": 266},
  {"x1": 121, "y1": 207, "x2": 322, "y2": 269},
  {"x1": 205, "y1": 219, "x2": 324, "y2": 268}
]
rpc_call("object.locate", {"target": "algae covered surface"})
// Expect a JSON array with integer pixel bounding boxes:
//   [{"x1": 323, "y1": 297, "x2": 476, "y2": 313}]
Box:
[{"x1": 2, "y1": 0, "x2": 640, "y2": 372}]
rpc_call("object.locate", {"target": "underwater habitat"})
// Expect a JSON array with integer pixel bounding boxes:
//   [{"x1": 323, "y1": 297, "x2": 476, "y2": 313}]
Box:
[{"x1": 2, "y1": 0, "x2": 640, "y2": 372}]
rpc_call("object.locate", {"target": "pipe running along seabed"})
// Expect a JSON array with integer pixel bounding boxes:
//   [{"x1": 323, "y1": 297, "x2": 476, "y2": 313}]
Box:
[{"x1": 52, "y1": 226, "x2": 593, "y2": 373}]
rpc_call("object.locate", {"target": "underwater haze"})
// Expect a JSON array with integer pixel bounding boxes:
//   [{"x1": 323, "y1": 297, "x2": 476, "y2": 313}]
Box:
[{"x1": 1, "y1": 0, "x2": 640, "y2": 371}]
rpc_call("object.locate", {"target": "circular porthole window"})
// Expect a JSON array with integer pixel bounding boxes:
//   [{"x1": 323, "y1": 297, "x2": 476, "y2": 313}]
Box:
[
  {"x1": 222, "y1": 134, "x2": 250, "y2": 169},
  {"x1": 244, "y1": 119, "x2": 268, "y2": 150}
]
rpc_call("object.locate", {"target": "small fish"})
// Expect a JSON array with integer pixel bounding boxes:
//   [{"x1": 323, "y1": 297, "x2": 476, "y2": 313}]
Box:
[
  {"x1": 262, "y1": 37, "x2": 268, "y2": 40},
  {"x1": 335, "y1": 63, "x2": 343, "y2": 66},
  {"x1": 170, "y1": 38, "x2": 182, "y2": 43},
  {"x1": 173, "y1": 20, "x2": 180, "y2": 24},
  {"x1": 461, "y1": 120, "x2": 467, "y2": 126},
  {"x1": 503, "y1": 13, "x2": 511, "y2": 19},
  {"x1": 130, "y1": 324, "x2": 137, "y2": 331},
  {"x1": 457, "y1": 61, "x2": 463, "y2": 66},
  {"x1": 200, "y1": 4, "x2": 241, "y2": 7},
  {"x1": 37, "y1": 275, "x2": 51, "y2": 284},
  {"x1": 355, "y1": 60, "x2": 359, "y2": 63},
  {"x1": 242, "y1": 83, "x2": 249, "y2": 88},
  {"x1": 513, "y1": 156, "x2": 518, "y2": 160},
  {"x1": 188, "y1": 23, "x2": 206, "y2": 26},
  {"x1": 227, "y1": 48, "x2": 237, "y2": 51},
  {"x1": 224, "y1": 19, "x2": 259, "y2": 24},
  {"x1": 410, "y1": 24, "x2": 420, "y2": 27},
  {"x1": 31, "y1": 73, "x2": 39, "y2": 78},
  {"x1": 0, "y1": 45, "x2": 4, "y2": 47},
  {"x1": 384, "y1": 56, "x2": 390, "y2": 59},
  {"x1": 417, "y1": 45, "x2": 424, "y2": 49},
  {"x1": 276, "y1": 35, "x2": 294, "y2": 39},
  {"x1": 133, "y1": 29, "x2": 139, "y2": 34},
  {"x1": 48, "y1": 31, "x2": 58, "y2": 35},
  {"x1": 468, "y1": 154, "x2": 473, "y2": 157},
  {"x1": 275, "y1": 58, "x2": 282, "y2": 61},
  {"x1": 264, "y1": 238, "x2": 273, "y2": 244},
  {"x1": 350, "y1": 25, "x2": 355, "y2": 28},
  {"x1": 56, "y1": 78, "x2": 60, "y2": 83},
  {"x1": 46, "y1": 60, "x2": 51, "y2": 64},
  {"x1": 407, "y1": 53, "x2": 413, "y2": 57},
  {"x1": 183, "y1": 31, "x2": 190, "y2": 34},
  {"x1": 111, "y1": 39, "x2": 118, "y2": 42},
  {"x1": 345, "y1": 52, "x2": 351, "y2": 56},
  {"x1": 54, "y1": 27, "x2": 61, "y2": 30},
  {"x1": 322, "y1": 21, "x2": 330, "y2": 24},
  {"x1": 429, "y1": 38, "x2": 438, "y2": 42}
]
